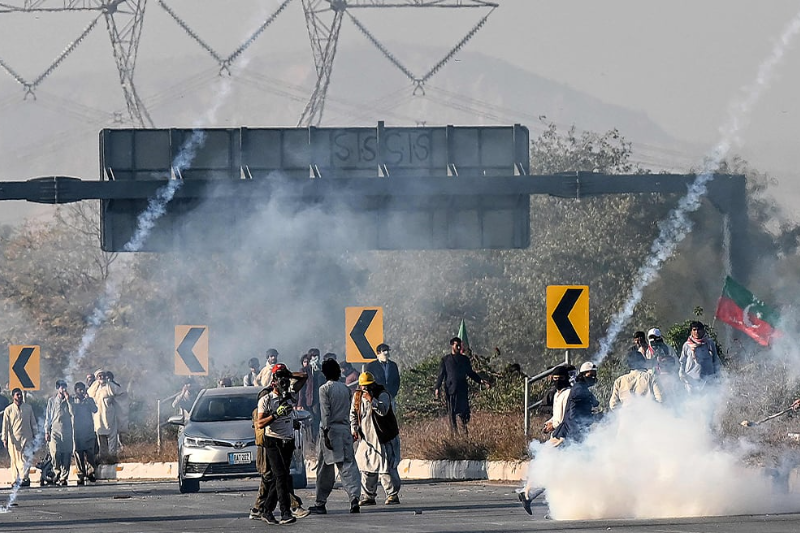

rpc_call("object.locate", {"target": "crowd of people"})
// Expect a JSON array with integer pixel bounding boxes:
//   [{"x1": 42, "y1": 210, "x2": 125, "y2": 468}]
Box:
[{"x1": 1, "y1": 369, "x2": 128, "y2": 488}]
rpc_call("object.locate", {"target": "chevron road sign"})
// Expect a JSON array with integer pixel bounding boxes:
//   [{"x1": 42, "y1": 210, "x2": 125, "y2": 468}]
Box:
[
  {"x1": 175, "y1": 326, "x2": 209, "y2": 376},
  {"x1": 345, "y1": 307, "x2": 384, "y2": 363},
  {"x1": 546, "y1": 286, "x2": 589, "y2": 349},
  {"x1": 9, "y1": 345, "x2": 41, "y2": 390}
]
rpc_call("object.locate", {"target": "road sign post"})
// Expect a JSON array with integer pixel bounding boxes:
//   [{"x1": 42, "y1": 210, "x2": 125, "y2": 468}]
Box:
[
  {"x1": 345, "y1": 307, "x2": 384, "y2": 363},
  {"x1": 9, "y1": 345, "x2": 41, "y2": 391},
  {"x1": 175, "y1": 326, "x2": 209, "y2": 375},
  {"x1": 546, "y1": 285, "x2": 589, "y2": 349}
]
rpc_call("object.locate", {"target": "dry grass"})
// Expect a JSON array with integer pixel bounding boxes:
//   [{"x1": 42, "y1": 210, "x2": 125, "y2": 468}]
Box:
[{"x1": 400, "y1": 410, "x2": 532, "y2": 461}]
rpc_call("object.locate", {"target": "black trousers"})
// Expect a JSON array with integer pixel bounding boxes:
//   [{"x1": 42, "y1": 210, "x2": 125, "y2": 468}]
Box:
[{"x1": 264, "y1": 436, "x2": 295, "y2": 518}]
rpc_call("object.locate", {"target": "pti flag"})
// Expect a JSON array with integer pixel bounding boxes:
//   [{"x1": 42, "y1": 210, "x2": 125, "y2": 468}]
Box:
[{"x1": 714, "y1": 276, "x2": 779, "y2": 346}]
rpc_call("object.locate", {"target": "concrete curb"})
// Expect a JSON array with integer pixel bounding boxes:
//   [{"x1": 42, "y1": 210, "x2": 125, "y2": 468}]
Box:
[{"x1": 1, "y1": 459, "x2": 528, "y2": 485}]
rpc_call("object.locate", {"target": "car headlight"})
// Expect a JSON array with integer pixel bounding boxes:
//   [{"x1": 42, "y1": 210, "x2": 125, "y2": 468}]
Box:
[{"x1": 183, "y1": 435, "x2": 216, "y2": 448}]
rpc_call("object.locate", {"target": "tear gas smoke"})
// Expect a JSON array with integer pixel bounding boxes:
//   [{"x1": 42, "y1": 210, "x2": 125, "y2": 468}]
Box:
[
  {"x1": 594, "y1": 10, "x2": 800, "y2": 365},
  {"x1": 1, "y1": 418, "x2": 46, "y2": 512},
  {"x1": 526, "y1": 396, "x2": 798, "y2": 520}
]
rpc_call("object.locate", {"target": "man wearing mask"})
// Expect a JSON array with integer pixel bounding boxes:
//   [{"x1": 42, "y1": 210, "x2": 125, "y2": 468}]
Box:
[
  {"x1": 256, "y1": 363, "x2": 308, "y2": 525},
  {"x1": 351, "y1": 372, "x2": 402, "y2": 506},
  {"x1": 551, "y1": 362, "x2": 600, "y2": 444},
  {"x1": 2, "y1": 388, "x2": 37, "y2": 487},
  {"x1": 365, "y1": 343, "x2": 400, "y2": 400},
  {"x1": 306, "y1": 348, "x2": 323, "y2": 444},
  {"x1": 518, "y1": 365, "x2": 572, "y2": 514},
  {"x1": 257, "y1": 349, "x2": 280, "y2": 388},
  {"x1": 45, "y1": 380, "x2": 74, "y2": 486},
  {"x1": 308, "y1": 359, "x2": 362, "y2": 515},
  {"x1": 88, "y1": 369, "x2": 121, "y2": 462},
  {"x1": 679, "y1": 321, "x2": 720, "y2": 393},
  {"x1": 71, "y1": 381, "x2": 98, "y2": 485}
]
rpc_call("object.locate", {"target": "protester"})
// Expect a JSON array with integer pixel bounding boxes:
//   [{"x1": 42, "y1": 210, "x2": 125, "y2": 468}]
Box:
[
  {"x1": 71, "y1": 381, "x2": 98, "y2": 485},
  {"x1": 85, "y1": 373, "x2": 95, "y2": 388},
  {"x1": 2, "y1": 388, "x2": 37, "y2": 487},
  {"x1": 307, "y1": 348, "x2": 324, "y2": 443},
  {"x1": 256, "y1": 349, "x2": 280, "y2": 387},
  {"x1": 351, "y1": 371, "x2": 402, "y2": 506},
  {"x1": 679, "y1": 321, "x2": 721, "y2": 393},
  {"x1": 251, "y1": 386, "x2": 278, "y2": 524},
  {"x1": 297, "y1": 354, "x2": 315, "y2": 415},
  {"x1": 434, "y1": 337, "x2": 489, "y2": 435},
  {"x1": 543, "y1": 366, "x2": 572, "y2": 434},
  {"x1": 244, "y1": 357, "x2": 261, "y2": 387},
  {"x1": 256, "y1": 363, "x2": 308, "y2": 525},
  {"x1": 44, "y1": 380, "x2": 74, "y2": 486},
  {"x1": 217, "y1": 377, "x2": 233, "y2": 388},
  {"x1": 339, "y1": 360, "x2": 359, "y2": 387},
  {"x1": 646, "y1": 327, "x2": 678, "y2": 365},
  {"x1": 365, "y1": 343, "x2": 400, "y2": 399},
  {"x1": 609, "y1": 351, "x2": 663, "y2": 411},
  {"x1": 551, "y1": 362, "x2": 600, "y2": 444},
  {"x1": 172, "y1": 379, "x2": 197, "y2": 419},
  {"x1": 88, "y1": 369, "x2": 121, "y2": 462},
  {"x1": 106, "y1": 371, "x2": 129, "y2": 452},
  {"x1": 309, "y1": 359, "x2": 361, "y2": 515},
  {"x1": 633, "y1": 331, "x2": 648, "y2": 358}
]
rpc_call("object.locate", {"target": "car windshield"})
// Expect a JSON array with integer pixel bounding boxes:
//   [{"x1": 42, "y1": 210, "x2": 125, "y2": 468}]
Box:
[{"x1": 190, "y1": 394, "x2": 258, "y2": 422}]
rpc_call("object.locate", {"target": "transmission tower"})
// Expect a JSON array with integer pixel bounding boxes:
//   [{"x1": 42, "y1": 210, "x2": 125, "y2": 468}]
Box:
[
  {"x1": 297, "y1": 0, "x2": 498, "y2": 127},
  {"x1": 0, "y1": 0, "x2": 153, "y2": 127}
]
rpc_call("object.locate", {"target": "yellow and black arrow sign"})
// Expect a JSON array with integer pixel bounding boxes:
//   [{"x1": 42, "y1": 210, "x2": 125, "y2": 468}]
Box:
[
  {"x1": 9, "y1": 345, "x2": 41, "y2": 391},
  {"x1": 175, "y1": 326, "x2": 209, "y2": 376},
  {"x1": 546, "y1": 285, "x2": 589, "y2": 349},
  {"x1": 345, "y1": 307, "x2": 383, "y2": 363}
]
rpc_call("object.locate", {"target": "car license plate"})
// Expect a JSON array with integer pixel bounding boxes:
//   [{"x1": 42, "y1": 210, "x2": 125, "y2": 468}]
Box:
[{"x1": 228, "y1": 452, "x2": 252, "y2": 465}]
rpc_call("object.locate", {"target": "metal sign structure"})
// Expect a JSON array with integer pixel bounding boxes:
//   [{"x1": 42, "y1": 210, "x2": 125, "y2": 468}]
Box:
[
  {"x1": 345, "y1": 307, "x2": 384, "y2": 363},
  {"x1": 175, "y1": 325, "x2": 209, "y2": 376},
  {"x1": 546, "y1": 285, "x2": 589, "y2": 349},
  {"x1": 9, "y1": 345, "x2": 41, "y2": 391}
]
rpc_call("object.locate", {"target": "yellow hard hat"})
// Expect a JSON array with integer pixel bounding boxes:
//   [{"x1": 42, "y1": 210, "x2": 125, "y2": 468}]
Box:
[{"x1": 358, "y1": 372, "x2": 375, "y2": 386}]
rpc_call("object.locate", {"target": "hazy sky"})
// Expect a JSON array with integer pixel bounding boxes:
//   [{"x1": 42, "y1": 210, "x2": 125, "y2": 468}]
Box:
[{"x1": 2, "y1": 0, "x2": 800, "y2": 223}]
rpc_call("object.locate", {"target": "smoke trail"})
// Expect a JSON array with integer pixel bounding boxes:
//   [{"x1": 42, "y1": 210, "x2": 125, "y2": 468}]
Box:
[
  {"x1": 0, "y1": 420, "x2": 45, "y2": 513},
  {"x1": 594, "y1": 11, "x2": 800, "y2": 364}
]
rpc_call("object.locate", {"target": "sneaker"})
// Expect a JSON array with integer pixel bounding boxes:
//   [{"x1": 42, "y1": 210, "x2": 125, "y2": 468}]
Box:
[
  {"x1": 261, "y1": 512, "x2": 279, "y2": 525},
  {"x1": 308, "y1": 505, "x2": 327, "y2": 515},
  {"x1": 20, "y1": 479, "x2": 30, "y2": 487},
  {"x1": 88, "y1": 474, "x2": 97, "y2": 483},
  {"x1": 279, "y1": 515, "x2": 296, "y2": 524},
  {"x1": 249, "y1": 508, "x2": 262, "y2": 520},
  {"x1": 291, "y1": 506, "x2": 310, "y2": 519},
  {"x1": 359, "y1": 497, "x2": 376, "y2": 506},
  {"x1": 518, "y1": 492, "x2": 532, "y2": 515},
  {"x1": 385, "y1": 494, "x2": 400, "y2": 505},
  {"x1": 350, "y1": 499, "x2": 360, "y2": 513}
]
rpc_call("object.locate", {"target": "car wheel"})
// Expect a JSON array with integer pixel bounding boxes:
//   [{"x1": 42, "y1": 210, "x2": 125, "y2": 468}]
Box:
[{"x1": 179, "y1": 475, "x2": 200, "y2": 494}]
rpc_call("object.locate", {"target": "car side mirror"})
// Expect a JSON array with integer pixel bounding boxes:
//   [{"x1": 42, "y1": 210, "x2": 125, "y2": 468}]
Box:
[{"x1": 167, "y1": 414, "x2": 185, "y2": 426}]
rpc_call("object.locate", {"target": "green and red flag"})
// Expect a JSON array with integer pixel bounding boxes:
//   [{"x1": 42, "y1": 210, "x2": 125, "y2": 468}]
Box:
[{"x1": 715, "y1": 276, "x2": 780, "y2": 346}]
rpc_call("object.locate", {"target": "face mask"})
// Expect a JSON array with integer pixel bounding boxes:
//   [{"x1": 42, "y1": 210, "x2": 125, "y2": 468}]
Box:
[
  {"x1": 377, "y1": 352, "x2": 389, "y2": 363},
  {"x1": 585, "y1": 376, "x2": 598, "y2": 387},
  {"x1": 310, "y1": 356, "x2": 320, "y2": 370},
  {"x1": 554, "y1": 377, "x2": 569, "y2": 390}
]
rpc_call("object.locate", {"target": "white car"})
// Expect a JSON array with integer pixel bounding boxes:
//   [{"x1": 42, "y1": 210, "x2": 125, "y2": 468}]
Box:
[{"x1": 169, "y1": 385, "x2": 309, "y2": 493}]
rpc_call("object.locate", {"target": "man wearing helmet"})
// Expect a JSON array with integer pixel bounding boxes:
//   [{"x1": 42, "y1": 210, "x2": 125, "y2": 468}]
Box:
[
  {"x1": 256, "y1": 363, "x2": 307, "y2": 525},
  {"x1": 350, "y1": 371, "x2": 401, "y2": 506}
]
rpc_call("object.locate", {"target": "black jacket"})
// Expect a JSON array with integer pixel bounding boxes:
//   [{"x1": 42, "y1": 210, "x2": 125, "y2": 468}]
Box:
[
  {"x1": 435, "y1": 353, "x2": 482, "y2": 396},
  {"x1": 365, "y1": 360, "x2": 401, "y2": 398}
]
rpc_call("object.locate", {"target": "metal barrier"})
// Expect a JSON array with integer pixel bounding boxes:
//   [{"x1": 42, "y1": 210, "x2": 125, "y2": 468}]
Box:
[
  {"x1": 523, "y1": 352, "x2": 571, "y2": 437},
  {"x1": 156, "y1": 392, "x2": 181, "y2": 452}
]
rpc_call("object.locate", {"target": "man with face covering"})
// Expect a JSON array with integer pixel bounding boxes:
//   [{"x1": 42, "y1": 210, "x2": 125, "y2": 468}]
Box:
[
  {"x1": 518, "y1": 365, "x2": 572, "y2": 514},
  {"x1": 257, "y1": 349, "x2": 280, "y2": 387},
  {"x1": 365, "y1": 343, "x2": 400, "y2": 399},
  {"x1": 88, "y1": 369, "x2": 121, "y2": 461},
  {"x1": 351, "y1": 372, "x2": 401, "y2": 506},
  {"x1": 44, "y1": 380, "x2": 74, "y2": 485},
  {"x1": 551, "y1": 362, "x2": 600, "y2": 444}
]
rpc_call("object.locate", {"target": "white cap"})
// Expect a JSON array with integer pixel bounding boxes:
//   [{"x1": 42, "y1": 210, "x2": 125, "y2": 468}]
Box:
[
  {"x1": 647, "y1": 328, "x2": 662, "y2": 338},
  {"x1": 579, "y1": 361, "x2": 597, "y2": 373}
]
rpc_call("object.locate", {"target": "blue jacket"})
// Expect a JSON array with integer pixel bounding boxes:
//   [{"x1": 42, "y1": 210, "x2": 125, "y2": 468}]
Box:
[{"x1": 552, "y1": 380, "x2": 598, "y2": 442}]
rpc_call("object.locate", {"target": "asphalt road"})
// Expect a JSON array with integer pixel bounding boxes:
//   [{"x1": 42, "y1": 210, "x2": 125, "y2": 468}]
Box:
[{"x1": 2, "y1": 478, "x2": 800, "y2": 533}]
